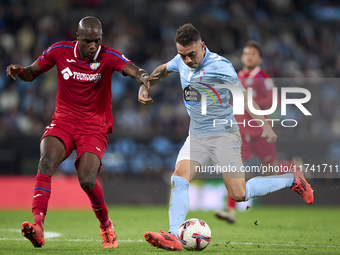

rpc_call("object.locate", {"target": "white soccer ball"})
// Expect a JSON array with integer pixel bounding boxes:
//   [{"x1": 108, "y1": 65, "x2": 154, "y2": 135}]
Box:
[{"x1": 177, "y1": 218, "x2": 211, "y2": 251}]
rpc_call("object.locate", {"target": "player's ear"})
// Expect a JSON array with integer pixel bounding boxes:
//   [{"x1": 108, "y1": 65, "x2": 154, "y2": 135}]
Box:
[{"x1": 76, "y1": 32, "x2": 79, "y2": 40}]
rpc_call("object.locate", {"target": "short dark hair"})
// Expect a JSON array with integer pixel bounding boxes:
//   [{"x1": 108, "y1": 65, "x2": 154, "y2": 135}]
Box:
[
  {"x1": 244, "y1": 40, "x2": 262, "y2": 57},
  {"x1": 175, "y1": 23, "x2": 201, "y2": 46}
]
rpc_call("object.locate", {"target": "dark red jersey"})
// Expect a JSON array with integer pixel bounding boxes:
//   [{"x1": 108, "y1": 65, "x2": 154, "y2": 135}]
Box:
[
  {"x1": 237, "y1": 66, "x2": 276, "y2": 137},
  {"x1": 37, "y1": 41, "x2": 133, "y2": 133}
]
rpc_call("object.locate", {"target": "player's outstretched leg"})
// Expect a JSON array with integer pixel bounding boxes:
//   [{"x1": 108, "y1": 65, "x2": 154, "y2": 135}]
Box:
[
  {"x1": 245, "y1": 170, "x2": 314, "y2": 204},
  {"x1": 290, "y1": 169, "x2": 314, "y2": 204},
  {"x1": 144, "y1": 230, "x2": 182, "y2": 251},
  {"x1": 21, "y1": 222, "x2": 45, "y2": 248},
  {"x1": 100, "y1": 219, "x2": 118, "y2": 248}
]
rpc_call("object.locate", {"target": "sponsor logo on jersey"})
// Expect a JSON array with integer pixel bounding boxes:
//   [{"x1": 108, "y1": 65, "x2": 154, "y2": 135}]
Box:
[
  {"x1": 90, "y1": 60, "x2": 100, "y2": 70},
  {"x1": 61, "y1": 67, "x2": 73, "y2": 80},
  {"x1": 61, "y1": 67, "x2": 101, "y2": 82},
  {"x1": 183, "y1": 85, "x2": 201, "y2": 104}
]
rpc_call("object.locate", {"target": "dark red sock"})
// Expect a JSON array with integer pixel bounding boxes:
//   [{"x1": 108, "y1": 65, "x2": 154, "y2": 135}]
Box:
[
  {"x1": 85, "y1": 183, "x2": 110, "y2": 229},
  {"x1": 227, "y1": 194, "x2": 236, "y2": 209},
  {"x1": 32, "y1": 172, "x2": 52, "y2": 228}
]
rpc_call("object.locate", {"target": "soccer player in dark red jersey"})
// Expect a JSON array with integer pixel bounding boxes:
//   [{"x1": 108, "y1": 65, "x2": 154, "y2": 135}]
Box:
[
  {"x1": 6, "y1": 16, "x2": 151, "y2": 249},
  {"x1": 215, "y1": 41, "x2": 303, "y2": 224}
]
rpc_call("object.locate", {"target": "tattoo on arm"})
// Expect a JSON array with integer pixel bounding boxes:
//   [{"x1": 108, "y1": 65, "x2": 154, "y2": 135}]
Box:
[
  {"x1": 150, "y1": 64, "x2": 170, "y2": 86},
  {"x1": 138, "y1": 84, "x2": 148, "y2": 97}
]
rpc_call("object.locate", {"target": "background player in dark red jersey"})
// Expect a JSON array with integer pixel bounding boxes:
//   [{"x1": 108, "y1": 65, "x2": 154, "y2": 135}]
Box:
[
  {"x1": 6, "y1": 16, "x2": 151, "y2": 249},
  {"x1": 215, "y1": 41, "x2": 302, "y2": 223}
]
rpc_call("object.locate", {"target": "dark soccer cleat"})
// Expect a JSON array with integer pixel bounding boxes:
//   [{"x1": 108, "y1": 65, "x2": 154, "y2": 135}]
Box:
[
  {"x1": 291, "y1": 169, "x2": 314, "y2": 205},
  {"x1": 214, "y1": 208, "x2": 236, "y2": 224},
  {"x1": 21, "y1": 221, "x2": 45, "y2": 248},
  {"x1": 144, "y1": 229, "x2": 182, "y2": 251},
  {"x1": 100, "y1": 219, "x2": 118, "y2": 248}
]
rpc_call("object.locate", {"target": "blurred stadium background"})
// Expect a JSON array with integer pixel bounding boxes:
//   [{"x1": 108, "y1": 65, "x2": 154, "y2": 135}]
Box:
[{"x1": 0, "y1": 0, "x2": 339, "y2": 209}]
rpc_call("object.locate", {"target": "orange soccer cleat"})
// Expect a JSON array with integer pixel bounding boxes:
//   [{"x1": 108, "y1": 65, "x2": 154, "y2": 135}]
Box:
[
  {"x1": 291, "y1": 169, "x2": 314, "y2": 205},
  {"x1": 21, "y1": 222, "x2": 45, "y2": 248},
  {"x1": 100, "y1": 219, "x2": 118, "y2": 248},
  {"x1": 144, "y1": 229, "x2": 182, "y2": 251}
]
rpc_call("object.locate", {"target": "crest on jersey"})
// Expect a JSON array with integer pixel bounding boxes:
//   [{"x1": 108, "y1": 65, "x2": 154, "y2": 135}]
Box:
[
  {"x1": 184, "y1": 85, "x2": 201, "y2": 105},
  {"x1": 90, "y1": 60, "x2": 100, "y2": 70}
]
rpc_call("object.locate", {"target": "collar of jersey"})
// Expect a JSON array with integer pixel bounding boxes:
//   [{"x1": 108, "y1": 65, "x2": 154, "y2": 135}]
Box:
[
  {"x1": 73, "y1": 41, "x2": 101, "y2": 61},
  {"x1": 248, "y1": 66, "x2": 261, "y2": 78},
  {"x1": 240, "y1": 66, "x2": 261, "y2": 78}
]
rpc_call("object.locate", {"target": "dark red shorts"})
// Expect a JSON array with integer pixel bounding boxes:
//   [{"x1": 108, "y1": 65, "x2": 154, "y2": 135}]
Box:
[
  {"x1": 241, "y1": 133, "x2": 277, "y2": 164},
  {"x1": 41, "y1": 120, "x2": 108, "y2": 171}
]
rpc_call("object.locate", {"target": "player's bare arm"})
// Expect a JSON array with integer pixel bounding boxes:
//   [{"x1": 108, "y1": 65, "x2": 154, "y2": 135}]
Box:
[
  {"x1": 122, "y1": 64, "x2": 155, "y2": 105},
  {"x1": 6, "y1": 61, "x2": 44, "y2": 82},
  {"x1": 149, "y1": 63, "x2": 172, "y2": 87},
  {"x1": 138, "y1": 63, "x2": 172, "y2": 105},
  {"x1": 243, "y1": 91, "x2": 277, "y2": 144},
  {"x1": 122, "y1": 64, "x2": 151, "y2": 89}
]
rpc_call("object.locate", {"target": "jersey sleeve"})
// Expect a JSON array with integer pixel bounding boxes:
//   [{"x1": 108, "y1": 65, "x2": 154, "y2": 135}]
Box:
[
  {"x1": 256, "y1": 73, "x2": 278, "y2": 108},
  {"x1": 36, "y1": 43, "x2": 59, "y2": 71},
  {"x1": 166, "y1": 54, "x2": 180, "y2": 73},
  {"x1": 219, "y1": 59, "x2": 245, "y2": 91},
  {"x1": 105, "y1": 48, "x2": 133, "y2": 74}
]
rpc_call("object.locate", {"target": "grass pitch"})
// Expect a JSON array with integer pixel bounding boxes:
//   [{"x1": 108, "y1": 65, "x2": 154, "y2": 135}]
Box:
[{"x1": 0, "y1": 205, "x2": 339, "y2": 254}]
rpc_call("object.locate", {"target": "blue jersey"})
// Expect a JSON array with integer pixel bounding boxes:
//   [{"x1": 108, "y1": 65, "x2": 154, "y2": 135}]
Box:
[{"x1": 166, "y1": 47, "x2": 245, "y2": 137}]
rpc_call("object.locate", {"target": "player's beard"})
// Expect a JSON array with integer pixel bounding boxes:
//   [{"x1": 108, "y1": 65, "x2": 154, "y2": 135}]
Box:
[
  {"x1": 246, "y1": 63, "x2": 257, "y2": 70},
  {"x1": 87, "y1": 52, "x2": 96, "y2": 58},
  {"x1": 187, "y1": 62, "x2": 198, "y2": 68}
]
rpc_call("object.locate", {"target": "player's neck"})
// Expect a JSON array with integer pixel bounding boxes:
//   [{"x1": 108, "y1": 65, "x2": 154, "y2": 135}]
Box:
[
  {"x1": 78, "y1": 49, "x2": 86, "y2": 59},
  {"x1": 198, "y1": 48, "x2": 206, "y2": 67},
  {"x1": 243, "y1": 66, "x2": 258, "y2": 73}
]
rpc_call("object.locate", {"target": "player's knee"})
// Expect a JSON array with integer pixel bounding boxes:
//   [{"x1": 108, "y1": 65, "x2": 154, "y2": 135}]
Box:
[
  {"x1": 38, "y1": 156, "x2": 56, "y2": 175},
  {"x1": 79, "y1": 177, "x2": 96, "y2": 191},
  {"x1": 173, "y1": 169, "x2": 184, "y2": 178},
  {"x1": 78, "y1": 171, "x2": 96, "y2": 191},
  {"x1": 172, "y1": 170, "x2": 191, "y2": 183}
]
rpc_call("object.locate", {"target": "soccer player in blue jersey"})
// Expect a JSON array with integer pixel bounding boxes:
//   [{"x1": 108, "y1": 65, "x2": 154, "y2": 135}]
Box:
[{"x1": 139, "y1": 23, "x2": 313, "y2": 251}]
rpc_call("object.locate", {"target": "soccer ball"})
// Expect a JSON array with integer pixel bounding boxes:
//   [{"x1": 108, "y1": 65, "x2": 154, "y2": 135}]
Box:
[{"x1": 177, "y1": 218, "x2": 211, "y2": 251}]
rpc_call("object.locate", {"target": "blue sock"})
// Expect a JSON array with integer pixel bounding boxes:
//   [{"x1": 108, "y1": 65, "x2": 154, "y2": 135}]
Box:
[
  {"x1": 168, "y1": 176, "x2": 189, "y2": 236},
  {"x1": 245, "y1": 173, "x2": 295, "y2": 201}
]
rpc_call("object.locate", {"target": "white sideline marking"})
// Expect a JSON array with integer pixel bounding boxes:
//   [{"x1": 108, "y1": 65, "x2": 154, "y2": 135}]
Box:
[
  {"x1": 0, "y1": 235, "x2": 339, "y2": 249},
  {"x1": 218, "y1": 241, "x2": 339, "y2": 248},
  {"x1": 0, "y1": 228, "x2": 61, "y2": 238}
]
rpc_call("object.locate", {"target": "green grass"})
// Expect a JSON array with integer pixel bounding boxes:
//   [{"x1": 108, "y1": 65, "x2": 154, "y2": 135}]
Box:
[{"x1": 0, "y1": 205, "x2": 339, "y2": 254}]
